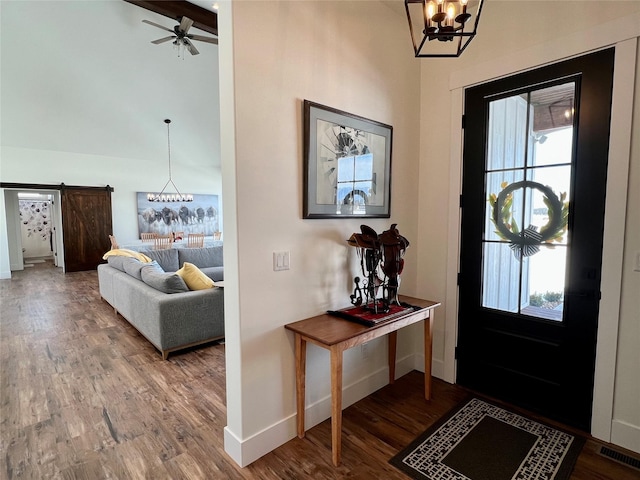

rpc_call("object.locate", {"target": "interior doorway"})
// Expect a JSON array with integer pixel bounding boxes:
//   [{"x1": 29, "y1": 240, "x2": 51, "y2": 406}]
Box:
[
  {"x1": 18, "y1": 192, "x2": 58, "y2": 267},
  {"x1": 3, "y1": 188, "x2": 64, "y2": 273}
]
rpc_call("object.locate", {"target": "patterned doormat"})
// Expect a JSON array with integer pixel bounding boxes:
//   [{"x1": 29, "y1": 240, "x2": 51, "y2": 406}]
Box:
[{"x1": 390, "y1": 397, "x2": 585, "y2": 480}]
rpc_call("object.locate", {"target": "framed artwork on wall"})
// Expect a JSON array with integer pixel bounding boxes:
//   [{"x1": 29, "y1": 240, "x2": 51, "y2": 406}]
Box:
[
  {"x1": 303, "y1": 100, "x2": 393, "y2": 219},
  {"x1": 136, "y1": 193, "x2": 220, "y2": 238}
]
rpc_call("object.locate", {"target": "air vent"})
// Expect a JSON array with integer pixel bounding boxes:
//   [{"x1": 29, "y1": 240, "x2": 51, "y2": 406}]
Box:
[{"x1": 597, "y1": 445, "x2": 640, "y2": 471}]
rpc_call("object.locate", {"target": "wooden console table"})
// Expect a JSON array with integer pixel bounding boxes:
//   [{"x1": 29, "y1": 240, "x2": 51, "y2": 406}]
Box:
[{"x1": 284, "y1": 295, "x2": 440, "y2": 466}]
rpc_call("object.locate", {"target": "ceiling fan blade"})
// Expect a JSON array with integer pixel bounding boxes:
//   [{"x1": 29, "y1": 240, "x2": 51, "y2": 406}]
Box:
[
  {"x1": 142, "y1": 19, "x2": 174, "y2": 33},
  {"x1": 151, "y1": 36, "x2": 175, "y2": 45},
  {"x1": 179, "y1": 16, "x2": 194, "y2": 34},
  {"x1": 189, "y1": 34, "x2": 218, "y2": 45},
  {"x1": 184, "y1": 38, "x2": 199, "y2": 56}
]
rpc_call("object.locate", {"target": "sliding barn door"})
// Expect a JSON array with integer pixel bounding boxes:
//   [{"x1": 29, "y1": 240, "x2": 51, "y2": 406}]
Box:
[{"x1": 61, "y1": 187, "x2": 113, "y2": 272}]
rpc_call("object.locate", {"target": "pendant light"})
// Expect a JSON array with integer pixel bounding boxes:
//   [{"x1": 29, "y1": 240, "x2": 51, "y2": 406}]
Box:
[
  {"x1": 147, "y1": 119, "x2": 193, "y2": 203},
  {"x1": 405, "y1": 0, "x2": 484, "y2": 57}
]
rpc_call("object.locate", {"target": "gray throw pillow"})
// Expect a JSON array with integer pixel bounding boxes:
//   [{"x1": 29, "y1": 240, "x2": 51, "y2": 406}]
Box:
[
  {"x1": 144, "y1": 248, "x2": 180, "y2": 272},
  {"x1": 140, "y1": 265, "x2": 189, "y2": 293},
  {"x1": 107, "y1": 255, "x2": 127, "y2": 271},
  {"x1": 123, "y1": 258, "x2": 157, "y2": 280}
]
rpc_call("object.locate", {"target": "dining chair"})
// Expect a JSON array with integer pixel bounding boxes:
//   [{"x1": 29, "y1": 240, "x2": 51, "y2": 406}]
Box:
[
  {"x1": 213, "y1": 231, "x2": 222, "y2": 241},
  {"x1": 109, "y1": 235, "x2": 119, "y2": 250},
  {"x1": 187, "y1": 233, "x2": 205, "y2": 248},
  {"x1": 141, "y1": 232, "x2": 158, "y2": 242},
  {"x1": 154, "y1": 236, "x2": 173, "y2": 249}
]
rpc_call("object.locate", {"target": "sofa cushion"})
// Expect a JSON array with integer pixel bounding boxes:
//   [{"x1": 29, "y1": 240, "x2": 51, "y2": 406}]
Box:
[
  {"x1": 106, "y1": 255, "x2": 128, "y2": 272},
  {"x1": 140, "y1": 265, "x2": 189, "y2": 293},
  {"x1": 200, "y1": 266, "x2": 224, "y2": 282},
  {"x1": 176, "y1": 262, "x2": 216, "y2": 290},
  {"x1": 178, "y1": 246, "x2": 223, "y2": 268},
  {"x1": 143, "y1": 248, "x2": 180, "y2": 272},
  {"x1": 145, "y1": 260, "x2": 164, "y2": 272},
  {"x1": 103, "y1": 249, "x2": 152, "y2": 262},
  {"x1": 123, "y1": 258, "x2": 160, "y2": 280}
]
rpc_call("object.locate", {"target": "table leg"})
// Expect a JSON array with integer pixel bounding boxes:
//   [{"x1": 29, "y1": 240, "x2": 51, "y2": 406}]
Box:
[
  {"x1": 295, "y1": 334, "x2": 307, "y2": 438},
  {"x1": 424, "y1": 312, "x2": 434, "y2": 400},
  {"x1": 388, "y1": 331, "x2": 398, "y2": 384},
  {"x1": 330, "y1": 346, "x2": 343, "y2": 466}
]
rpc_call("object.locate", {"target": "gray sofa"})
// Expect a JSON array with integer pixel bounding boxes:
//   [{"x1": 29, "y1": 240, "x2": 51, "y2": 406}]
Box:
[{"x1": 97, "y1": 246, "x2": 224, "y2": 359}]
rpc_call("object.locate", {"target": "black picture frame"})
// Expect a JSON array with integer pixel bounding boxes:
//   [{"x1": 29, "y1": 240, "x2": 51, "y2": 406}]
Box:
[{"x1": 303, "y1": 100, "x2": 393, "y2": 219}]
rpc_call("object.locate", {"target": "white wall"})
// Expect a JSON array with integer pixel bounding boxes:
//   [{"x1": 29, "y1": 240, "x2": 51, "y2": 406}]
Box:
[
  {"x1": 612, "y1": 50, "x2": 640, "y2": 453},
  {"x1": 415, "y1": 1, "x2": 640, "y2": 454},
  {"x1": 220, "y1": 0, "x2": 422, "y2": 466},
  {"x1": 1, "y1": 191, "x2": 20, "y2": 277},
  {"x1": 0, "y1": 1, "x2": 221, "y2": 170}
]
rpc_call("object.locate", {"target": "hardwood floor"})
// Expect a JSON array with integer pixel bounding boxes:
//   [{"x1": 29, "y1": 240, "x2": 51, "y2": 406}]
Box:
[{"x1": 1, "y1": 261, "x2": 638, "y2": 479}]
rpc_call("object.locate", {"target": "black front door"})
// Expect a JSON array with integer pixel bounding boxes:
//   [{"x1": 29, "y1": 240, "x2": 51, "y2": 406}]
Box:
[{"x1": 456, "y1": 48, "x2": 615, "y2": 431}]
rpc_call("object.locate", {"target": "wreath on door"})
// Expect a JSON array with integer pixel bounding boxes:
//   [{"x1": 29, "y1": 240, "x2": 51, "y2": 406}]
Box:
[{"x1": 488, "y1": 180, "x2": 569, "y2": 259}]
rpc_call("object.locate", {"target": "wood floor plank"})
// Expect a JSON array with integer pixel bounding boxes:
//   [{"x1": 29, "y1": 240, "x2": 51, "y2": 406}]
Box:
[{"x1": 1, "y1": 260, "x2": 638, "y2": 479}]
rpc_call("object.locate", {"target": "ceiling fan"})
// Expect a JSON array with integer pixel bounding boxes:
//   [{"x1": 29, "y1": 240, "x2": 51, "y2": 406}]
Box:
[{"x1": 142, "y1": 16, "x2": 218, "y2": 56}]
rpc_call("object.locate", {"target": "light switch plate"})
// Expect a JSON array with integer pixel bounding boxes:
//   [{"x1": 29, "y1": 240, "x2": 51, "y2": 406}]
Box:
[{"x1": 273, "y1": 251, "x2": 290, "y2": 271}]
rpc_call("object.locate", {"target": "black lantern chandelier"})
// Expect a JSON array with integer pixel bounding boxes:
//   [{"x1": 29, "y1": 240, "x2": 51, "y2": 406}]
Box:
[
  {"x1": 405, "y1": 0, "x2": 484, "y2": 57},
  {"x1": 147, "y1": 119, "x2": 193, "y2": 203}
]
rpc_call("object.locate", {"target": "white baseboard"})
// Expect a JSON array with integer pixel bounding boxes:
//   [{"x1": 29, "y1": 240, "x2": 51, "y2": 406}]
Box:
[
  {"x1": 224, "y1": 353, "x2": 419, "y2": 467},
  {"x1": 413, "y1": 353, "x2": 446, "y2": 381},
  {"x1": 0, "y1": 270, "x2": 11, "y2": 279},
  {"x1": 611, "y1": 419, "x2": 640, "y2": 454},
  {"x1": 224, "y1": 418, "x2": 297, "y2": 468},
  {"x1": 223, "y1": 427, "x2": 244, "y2": 466}
]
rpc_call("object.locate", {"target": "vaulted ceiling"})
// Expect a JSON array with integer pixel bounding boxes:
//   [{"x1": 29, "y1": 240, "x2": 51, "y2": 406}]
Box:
[
  {"x1": 0, "y1": 0, "x2": 221, "y2": 169},
  {"x1": 124, "y1": 0, "x2": 218, "y2": 35}
]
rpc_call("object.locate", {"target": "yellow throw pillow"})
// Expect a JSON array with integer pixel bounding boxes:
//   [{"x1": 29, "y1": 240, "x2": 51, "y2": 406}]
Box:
[
  {"x1": 176, "y1": 262, "x2": 216, "y2": 290},
  {"x1": 103, "y1": 249, "x2": 152, "y2": 263}
]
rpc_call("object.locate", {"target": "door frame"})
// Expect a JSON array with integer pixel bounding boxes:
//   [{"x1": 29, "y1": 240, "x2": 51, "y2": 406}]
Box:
[
  {"x1": 441, "y1": 32, "x2": 637, "y2": 442},
  {"x1": 3, "y1": 189, "x2": 63, "y2": 271}
]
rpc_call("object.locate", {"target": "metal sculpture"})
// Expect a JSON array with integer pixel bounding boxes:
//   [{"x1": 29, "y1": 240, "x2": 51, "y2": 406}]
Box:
[{"x1": 347, "y1": 224, "x2": 410, "y2": 314}]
